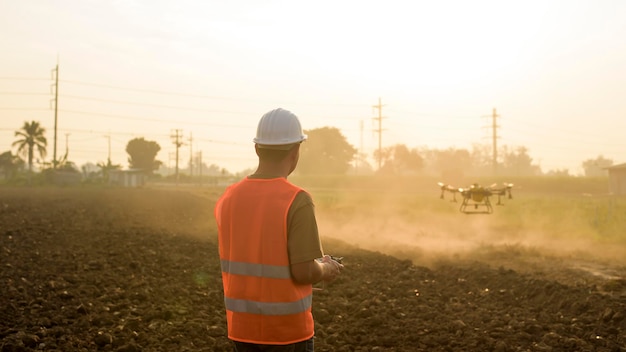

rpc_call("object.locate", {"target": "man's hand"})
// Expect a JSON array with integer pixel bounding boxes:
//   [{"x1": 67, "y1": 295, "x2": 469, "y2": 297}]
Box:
[
  {"x1": 320, "y1": 255, "x2": 344, "y2": 282},
  {"x1": 290, "y1": 255, "x2": 344, "y2": 284}
]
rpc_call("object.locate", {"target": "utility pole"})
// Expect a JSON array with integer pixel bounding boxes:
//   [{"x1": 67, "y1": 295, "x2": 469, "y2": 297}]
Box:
[
  {"x1": 196, "y1": 151, "x2": 202, "y2": 186},
  {"x1": 489, "y1": 108, "x2": 500, "y2": 176},
  {"x1": 51, "y1": 63, "x2": 59, "y2": 169},
  {"x1": 372, "y1": 97, "x2": 386, "y2": 170},
  {"x1": 188, "y1": 132, "x2": 193, "y2": 178},
  {"x1": 171, "y1": 129, "x2": 184, "y2": 183}
]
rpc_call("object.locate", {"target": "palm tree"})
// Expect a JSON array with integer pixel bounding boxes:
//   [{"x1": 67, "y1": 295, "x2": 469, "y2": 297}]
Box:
[{"x1": 12, "y1": 121, "x2": 47, "y2": 174}]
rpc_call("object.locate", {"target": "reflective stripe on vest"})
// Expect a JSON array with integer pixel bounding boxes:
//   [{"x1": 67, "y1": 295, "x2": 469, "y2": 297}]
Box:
[
  {"x1": 224, "y1": 295, "x2": 312, "y2": 316},
  {"x1": 221, "y1": 259, "x2": 291, "y2": 279}
]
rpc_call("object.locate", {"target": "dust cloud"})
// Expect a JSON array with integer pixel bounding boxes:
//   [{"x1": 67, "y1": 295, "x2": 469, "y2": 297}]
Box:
[{"x1": 315, "y1": 195, "x2": 626, "y2": 271}]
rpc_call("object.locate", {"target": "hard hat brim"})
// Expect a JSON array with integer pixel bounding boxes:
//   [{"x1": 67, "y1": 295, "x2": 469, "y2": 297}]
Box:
[{"x1": 256, "y1": 142, "x2": 301, "y2": 150}]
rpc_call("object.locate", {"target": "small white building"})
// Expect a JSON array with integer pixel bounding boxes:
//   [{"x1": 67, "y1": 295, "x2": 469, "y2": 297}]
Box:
[
  {"x1": 51, "y1": 170, "x2": 82, "y2": 186},
  {"x1": 606, "y1": 163, "x2": 626, "y2": 195},
  {"x1": 109, "y1": 169, "x2": 146, "y2": 188}
]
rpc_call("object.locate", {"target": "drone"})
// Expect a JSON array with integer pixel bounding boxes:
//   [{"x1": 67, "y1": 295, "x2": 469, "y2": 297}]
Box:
[{"x1": 438, "y1": 182, "x2": 514, "y2": 214}]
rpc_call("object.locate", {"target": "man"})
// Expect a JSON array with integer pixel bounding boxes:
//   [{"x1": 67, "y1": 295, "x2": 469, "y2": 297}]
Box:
[{"x1": 214, "y1": 108, "x2": 344, "y2": 352}]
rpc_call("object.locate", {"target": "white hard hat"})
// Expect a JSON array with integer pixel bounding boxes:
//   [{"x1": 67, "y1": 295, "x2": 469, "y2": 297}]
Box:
[{"x1": 253, "y1": 108, "x2": 307, "y2": 148}]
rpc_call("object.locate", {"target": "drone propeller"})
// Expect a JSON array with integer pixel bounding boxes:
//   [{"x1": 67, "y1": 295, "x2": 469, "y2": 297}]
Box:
[
  {"x1": 437, "y1": 182, "x2": 458, "y2": 202},
  {"x1": 504, "y1": 183, "x2": 514, "y2": 199},
  {"x1": 437, "y1": 182, "x2": 446, "y2": 199},
  {"x1": 492, "y1": 182, "x2": 514, "y2": 204}
]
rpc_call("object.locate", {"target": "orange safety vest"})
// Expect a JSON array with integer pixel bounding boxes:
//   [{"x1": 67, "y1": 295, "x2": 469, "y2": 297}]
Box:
[{"x1": 214, "y1": 177, "x2": 314, "y2": 344}]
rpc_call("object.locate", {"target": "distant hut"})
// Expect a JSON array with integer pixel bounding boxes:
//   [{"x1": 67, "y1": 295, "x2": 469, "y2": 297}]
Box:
[
  {"x1": 51, "y1": 170, "x2": 82, "y2": 186},
  {"x1": 605, "y1": 163, "x2": 626, "y2": 195},
  {"x1": 109, "y1": 169, "x2": 146, "y2": 188}
]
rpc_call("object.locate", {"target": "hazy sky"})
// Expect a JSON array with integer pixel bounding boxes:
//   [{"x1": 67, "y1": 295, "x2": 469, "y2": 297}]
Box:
[{"x1": 1, "y1": 0, "x2": 625, "y2": 175}]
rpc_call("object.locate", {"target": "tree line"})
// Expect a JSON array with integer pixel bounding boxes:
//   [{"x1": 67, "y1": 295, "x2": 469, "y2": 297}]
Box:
[
  {"x1": 0, "y1": 120, "x2": 614, "y2": 184},
  {"x1": 295, "y1": 126, "x2": 613, "y2": 178},
  {"x1": 0, "y1": 121, "x2": 161, "y2": 184}
]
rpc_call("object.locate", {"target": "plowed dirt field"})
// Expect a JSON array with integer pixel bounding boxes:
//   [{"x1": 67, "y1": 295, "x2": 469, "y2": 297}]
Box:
[{"x1": 1, "y1": 187, "x2": 625, "y2": 351}]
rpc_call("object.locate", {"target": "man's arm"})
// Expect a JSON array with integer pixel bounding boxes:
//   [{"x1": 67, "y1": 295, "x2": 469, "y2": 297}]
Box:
[
  {"x1": 291, "y1": 256, "x2": 343, "y2": 285},
  {"x1": 288, "y1": 192, "x2": 343, "y2": 284}
]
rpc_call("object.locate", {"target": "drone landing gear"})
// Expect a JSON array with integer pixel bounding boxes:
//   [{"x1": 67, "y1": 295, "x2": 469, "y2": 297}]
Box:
[
  {"x1": 495, "y1": 194, "x2": 509, "y2": 205},
  {"x1": 460, "y1": 198, "x2": 493, "y2": 214}
]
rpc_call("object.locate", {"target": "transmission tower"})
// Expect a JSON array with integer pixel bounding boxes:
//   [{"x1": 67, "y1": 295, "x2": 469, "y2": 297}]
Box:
[
  {"x1": 195, "y1": 151, "x2": 202, "y2": 185},
  {"x1": 372, "y1": 97, "x2": 386, "y2": 170},
  {"x1": 171, "y1": 129, "x2": 184, "y2": 183},
  {"x1": 484, "y1": 108, "x2": 500, "y2": 175},
  {"x1": 188, "y1": 132, "x2": 193, "y2": 177}
]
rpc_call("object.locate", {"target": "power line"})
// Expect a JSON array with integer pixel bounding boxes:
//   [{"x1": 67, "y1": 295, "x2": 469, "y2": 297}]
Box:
[
  {"x1": 0, "y1": 92, "x2": 50, "y2": 96},
  {"x1": 54, "y1": 127, "x2": 161, "y2": 136},
  {"x1": 0, "y1": 108, "x2": 50, "y2": 111},
  {"x1": 3, "y1": 75, "x2": 370, "y2": 108},
  {"x1": 0, "y1": 77, "x2": 49, "y2": 81},
  {"x1": 58, "y1": 80, "x2": 370, "y2": 108},
  {"x1": 60, "y1": 79, "x2": 243, "y2": 100},
  {"x1": 3, "y1": 71, "x2": 624, "y2": 173},
  {"x1": 385, "y1": 108, "x2": 479, "y2": 120},
  {"x1": 386, "y1": 119, "x2": 481, "y2": 131},
  {"x1": 60, "y1": 94, "x2": 253, "y2": 114},
  {"x1": 3, "y1": 109, "x2": 623, "y2": 153},
  {"x1": 58, "y1": 109, "x2": 250, "y2": 128},
  {"x1": 54, "y1": 127, "x2": 247, "y2": 146}
]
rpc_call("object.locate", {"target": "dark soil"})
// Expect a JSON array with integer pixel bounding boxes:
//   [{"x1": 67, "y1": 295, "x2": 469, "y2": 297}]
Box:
[{"x1": 1, "y1": 187, "x2": 625, "y2": 351}]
